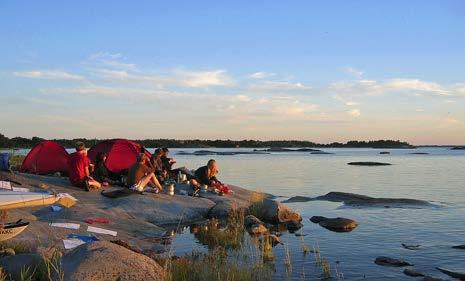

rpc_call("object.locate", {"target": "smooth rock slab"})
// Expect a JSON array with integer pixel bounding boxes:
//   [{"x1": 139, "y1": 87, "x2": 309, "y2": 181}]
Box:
[
  {"x1": 61, "y1": 241, "x2": 164, "y2": 281},
  {"x1": 374, "y1": 256, "x2": 413, "y2": 267}
]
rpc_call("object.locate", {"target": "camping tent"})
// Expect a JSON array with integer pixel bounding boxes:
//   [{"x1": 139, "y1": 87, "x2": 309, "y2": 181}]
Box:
[
  {"x1": 87, "y1": 139, "x2": 151, "y2": 174},
  {"x1": 20, "y1": 141, "x2": 69, "y2": 175}
]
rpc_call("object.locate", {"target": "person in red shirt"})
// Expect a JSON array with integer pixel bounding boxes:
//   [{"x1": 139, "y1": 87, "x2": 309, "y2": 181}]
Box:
[{"x1": 68, "y1": 141, "x2": 101, "y2": 191}]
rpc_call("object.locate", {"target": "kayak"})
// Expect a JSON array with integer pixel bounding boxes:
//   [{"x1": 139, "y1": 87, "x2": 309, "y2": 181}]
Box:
[
  {"x1": 0, "y1": 220, "x2": 29, "y2": 241},
  {"x1": 0, "y1": 190, "x2": 77, "y2": 210}
]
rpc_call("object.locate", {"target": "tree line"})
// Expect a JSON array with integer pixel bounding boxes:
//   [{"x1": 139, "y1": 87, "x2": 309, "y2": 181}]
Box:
[{"x1": 0, "y1": 133, "x2": 413, "y2": 149}]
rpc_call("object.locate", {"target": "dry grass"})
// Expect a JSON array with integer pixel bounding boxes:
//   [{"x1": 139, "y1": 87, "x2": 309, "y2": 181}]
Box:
[{"x1": 0, "y1": 243, "x2": 63, "y2": 281}]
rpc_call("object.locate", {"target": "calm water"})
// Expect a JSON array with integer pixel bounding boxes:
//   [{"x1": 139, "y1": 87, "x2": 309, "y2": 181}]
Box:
[
  {"x1": 5, "y1": 147, "x2": 465, "y2": 280},
  {"x1": 166, "y1": 147, "x2": 465, "y2": 280}
]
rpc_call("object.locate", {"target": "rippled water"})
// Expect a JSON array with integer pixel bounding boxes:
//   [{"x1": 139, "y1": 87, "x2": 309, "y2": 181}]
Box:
[
  {"x1": 167, "y1": 147, "x2": 465, "y2": 280},
  {"x1": 5, "y1": 147, "x2": 465, "y2": 280}
]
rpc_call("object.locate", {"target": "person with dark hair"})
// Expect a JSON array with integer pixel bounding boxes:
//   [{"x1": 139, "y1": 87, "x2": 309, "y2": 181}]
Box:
[
  {"x1": 150, "y1": 148, "x2": 167, "y2": 183},
  {"x1": 92, "y1": 152, "x2": 115, "y2": 186},
  {"x1": 161, "y1": 148, "x2": 176, "y2": 171},
  {"x1": 127, "y1": 153, "x2": 163, "y2": 192},
  {"x1": 68, "y1": 141, "x2": 101, "y2": 191}
]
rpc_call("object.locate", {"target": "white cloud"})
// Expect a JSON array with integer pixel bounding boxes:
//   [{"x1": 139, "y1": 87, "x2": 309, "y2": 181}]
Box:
[
  {"x1": 249, "y1": 81, "x2": 311, "y2": 92},
  {"x1": 345, "y1": 101, "x2": 360, "y2": 106},
  {"x1": 180, "y1": 70, "x2": 233, "y2": 87},
  {"x1": 415, "y1": 108, "x2": 424, "y2": 112},
  {"x1": 92, "y1": 68, "x2": 233, "y2": 88},
  {"x1": 331, "y1": 78, "x2": 451, "y2": 97},
  {"x1": 249, "y1": 72, "x2": 276, "y2": 79},
  {"x1": 348, "y1": 109, "x2": 361, "y2": 117},
  {"x1": 344, "y1": 67, "x2": 364, "y2": 79},
  {"x1": 13, "y1": 70, "x2": 84, "y2": 80},
  {"x1": 86, "y1": 52, "x2": 136, "y2": 70}
]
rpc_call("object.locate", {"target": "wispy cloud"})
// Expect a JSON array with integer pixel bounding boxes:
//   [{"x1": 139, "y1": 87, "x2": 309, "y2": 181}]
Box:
[
  {"x1": 348, "y1": 109, "x2": 361, "y2": 117},
  {"x1": 344, "y1": 67, "x2": 364, "y2": 79},
  {"x1": 249, "y1": 81, "x2": 311, "y2": 92},
  {"x1": 249, "y1": 71, "x2": 276, "y2": 79},
  {"x1": 331, "y1": 79, "x2": 451, "y2": 96},
  {"x1": 13, "y1": 70, "x2": 84, "y2": 80},
  {"x1": 86, "y1": 52, "x2": 137, "y2": 70}
]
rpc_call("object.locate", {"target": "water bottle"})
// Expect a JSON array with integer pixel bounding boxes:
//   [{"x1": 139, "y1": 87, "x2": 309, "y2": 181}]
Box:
[{"x1": 177, "y1": 171, "x2": 182, "y2": 183}]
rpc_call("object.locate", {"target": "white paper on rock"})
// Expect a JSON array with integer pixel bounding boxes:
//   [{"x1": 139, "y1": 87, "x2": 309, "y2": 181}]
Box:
[
  {"x1": 63, "y1": 239, "x2": 85, "y2": 249},
  {"x1": 87, "y1": 226, "x2": 117, "y2": 236},
  {"x1": 11, "y1": 187, "x2": 30, "y2": 192},
  {"x1": 50, "y1": 222, "x2": 81, "y2": 229},
  {"x1": 57, "y1": 193, "x2": 78, "y2": 201},
  {"x1": 0, "y1": 181, "x2": 11, "y2": 190}
]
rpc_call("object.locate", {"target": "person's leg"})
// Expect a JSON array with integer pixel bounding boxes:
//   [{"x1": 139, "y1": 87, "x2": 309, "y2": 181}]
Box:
[
  {"x1": 148, "y1": 173, "x2": 163, "y2": 190},
  {"x1": 88, "y1": 179, "x2": 102, "y2": 189}
]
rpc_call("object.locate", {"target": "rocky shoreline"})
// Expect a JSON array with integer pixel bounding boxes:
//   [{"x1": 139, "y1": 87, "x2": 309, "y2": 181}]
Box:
[{"x1": 0, "y1": 171, "x2": 302, "y2": 280}]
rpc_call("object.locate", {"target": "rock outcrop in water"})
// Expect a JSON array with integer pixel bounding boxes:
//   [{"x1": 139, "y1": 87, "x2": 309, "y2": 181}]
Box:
[
  {"x1": 403, "y1": 268, "x2": 425, "y2": 277},
  {"x1": 451, "y1": 146, "x2": 465, "y2": 150},
  {"x1": 176, "y1": 150, "x2": 269, "y2": 156},
  {"x1": 253, "y1": 199, "x2": 303, "y2": 225},
  {"x1": 374, "y1": 256, "x2": 413, "y2": 267},
  {"x1": 311, "y1": 192, "x2": 433, "y2": 207},
  {"x1": 436, "y1": 267, "x2": 465, "y2": 280},
  {"x1": 347, "y1": 161, "x2": 392, "y2": 166},
  {"x1": 254, "y1": 147, "x2": 320, "y2": 152},
  {"x1": 309, "y1": 216, "x2": 358, "y2": 232},
  {"x1": 283, "y1": 192, "x2": 434, "y2": 208}
]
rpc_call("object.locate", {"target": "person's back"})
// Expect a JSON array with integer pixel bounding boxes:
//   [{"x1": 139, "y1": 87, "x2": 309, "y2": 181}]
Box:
[
  {"x1": 127, "y1": 162, "x2": 153, "y2": 187},
  {"x1": 93, "y1": 161, "x2": 109, "y2": 182},
  {"x1": 68, "y1": 151, "x2": 89, "y2": 186},
  {"x1": 194, "y1": 165, "x2": 210, "y2": 185},
  {"x1": 68, "y1": 141, "x2": 101, "y2": 191}
]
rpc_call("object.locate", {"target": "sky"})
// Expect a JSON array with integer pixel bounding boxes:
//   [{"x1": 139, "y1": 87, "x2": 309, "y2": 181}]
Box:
[{"x1": 1, "y1": 1, "x2": 464, "y2": 145}]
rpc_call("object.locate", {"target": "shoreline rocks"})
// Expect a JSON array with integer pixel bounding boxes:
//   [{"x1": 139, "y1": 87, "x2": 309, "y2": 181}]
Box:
[{"x1": 244, "y1": 215, "x2": 267, "y2": 235}]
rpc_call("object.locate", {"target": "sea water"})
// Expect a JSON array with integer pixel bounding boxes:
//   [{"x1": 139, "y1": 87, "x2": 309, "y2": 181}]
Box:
[{"x1": 166, "y1": 147, "x2": 465, "y2": 280}]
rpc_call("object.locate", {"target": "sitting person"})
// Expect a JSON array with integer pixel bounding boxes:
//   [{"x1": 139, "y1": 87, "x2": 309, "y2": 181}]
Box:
[
  {"x1": 161, "y1": 148, "x2": 176, "y2": 171},
  {"x1": 68, "y1": 142, "x2": 101, "y2": 191},
  {"x1": 150, "y1": 148, "x2": 167, "y2": 183},
  {"x1": 92, "y1": 152, "x2": 117, "y2": 186},
  {"x1": 193, "y1": 159, "x2": 221, "y2": 187},
  {"x1": 127, "y1": 153, "x2": 163, "y2": 192}
]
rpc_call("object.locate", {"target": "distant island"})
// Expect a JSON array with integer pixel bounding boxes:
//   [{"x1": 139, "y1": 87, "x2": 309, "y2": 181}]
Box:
[{"x1": 0, "y1": 133, "x2": 415, "y2": 149}]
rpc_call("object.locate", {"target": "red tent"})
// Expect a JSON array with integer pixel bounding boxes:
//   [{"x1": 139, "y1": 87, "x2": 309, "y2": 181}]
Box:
[
  {"x1": 20, "y1": 141, "x2": 69, "y2": 175},
  {"x1": 87, "y1": 139, "x2": 151, "y2": 174}
]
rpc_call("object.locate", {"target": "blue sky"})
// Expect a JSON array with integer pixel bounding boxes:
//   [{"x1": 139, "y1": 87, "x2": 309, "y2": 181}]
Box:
[{"x1": 1, "y1": 1, "x2": 464, "y2": 144}]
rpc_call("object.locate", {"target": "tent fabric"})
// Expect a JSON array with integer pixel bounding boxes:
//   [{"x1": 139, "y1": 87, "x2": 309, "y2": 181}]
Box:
[
  {"x1": 87, "y1": 139, "x2": 151, "y2": 174},
  {"x1": 20, "y1": 141, "x2": 69, "y2": 175}
]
